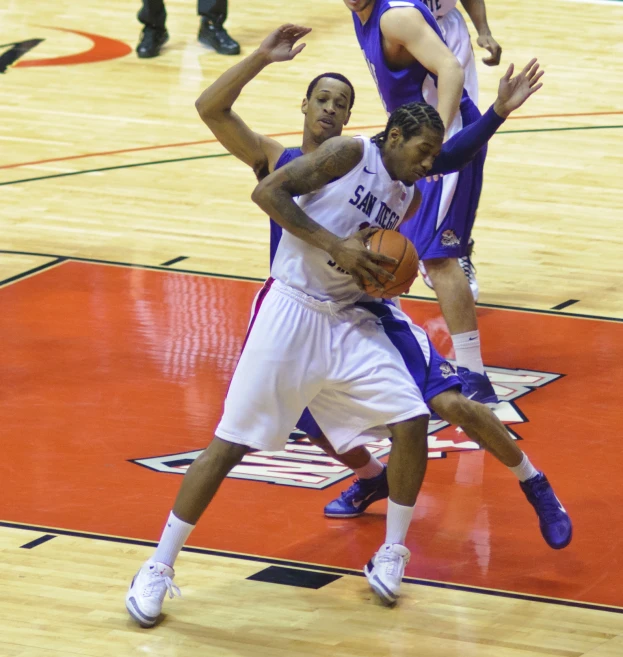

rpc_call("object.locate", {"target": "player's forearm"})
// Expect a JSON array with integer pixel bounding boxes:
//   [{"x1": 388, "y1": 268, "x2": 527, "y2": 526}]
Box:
[
  {"x1": 252, "y1": 186, "x2": 340, "y2": 255},
  {"x1": 459, "y1": 0, "x2": 492, "y2": 37},
  {"x1": 436, "y1": 63, "x2": 465, "y2": 129},
  {"x1": 428, "y1": 105, "x2": 504, "y2": 175},
  {"x1": 195, "y1": 50, "x2": 271, "y2": 119}
]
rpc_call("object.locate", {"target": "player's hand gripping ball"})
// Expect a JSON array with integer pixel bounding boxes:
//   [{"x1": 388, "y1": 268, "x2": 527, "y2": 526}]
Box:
[{"x1": 364, "y1": 229, "x2": 419, "y2": 298}]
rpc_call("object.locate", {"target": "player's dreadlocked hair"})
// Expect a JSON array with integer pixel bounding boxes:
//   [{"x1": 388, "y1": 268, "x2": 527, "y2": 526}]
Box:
[
  {"x1": 371, "y1": 102, "x2": 444, "y2": 147},
  {"x1": 306, "y1": 72, "x2": 356, "y2": 109}
]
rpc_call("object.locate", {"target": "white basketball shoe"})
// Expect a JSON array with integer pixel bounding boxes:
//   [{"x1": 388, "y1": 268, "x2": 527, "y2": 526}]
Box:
[
  {"x1": 364, "y1": 543, "x2": 411, "y2": 606},
  {"x1": 458, "y1": 240, "x2": 479, "y2": 302},
  {"x1": 126, "y1": 559, "x2": 181, "y2": 627}
]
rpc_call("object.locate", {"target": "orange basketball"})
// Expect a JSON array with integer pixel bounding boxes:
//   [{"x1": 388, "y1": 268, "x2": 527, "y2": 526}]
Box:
[{"x1": 364, "y1": 229, "x2": 419, "y2": 299}]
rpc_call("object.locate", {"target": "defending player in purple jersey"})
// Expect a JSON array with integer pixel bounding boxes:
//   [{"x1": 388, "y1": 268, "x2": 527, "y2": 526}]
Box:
[{"x1": 346, "y1": 0, "x2": 503, "y2": 405}]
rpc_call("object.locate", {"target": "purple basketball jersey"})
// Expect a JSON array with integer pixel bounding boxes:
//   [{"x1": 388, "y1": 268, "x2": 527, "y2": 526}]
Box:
[
  {"x1": 269, "y1": 147, "x2": 303, "y2": 265},
  {"x1": 352, "y1": 0, "x2": 474, "y2": 114}
]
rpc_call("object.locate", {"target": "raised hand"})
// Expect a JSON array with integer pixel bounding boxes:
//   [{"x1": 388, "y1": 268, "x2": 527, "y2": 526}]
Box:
[
  {"x1": 477, "y1": 33, "x2": 502, "y2": 66},
  {"x1": 330, "y1": 227, "x2": 397, "y2": 292},
  {"x1": 257, "y1": 24, "x2": 312, "y2": 63},
  {"x1": 493, "y1": 59, "x2": 545, "y2": 118}
]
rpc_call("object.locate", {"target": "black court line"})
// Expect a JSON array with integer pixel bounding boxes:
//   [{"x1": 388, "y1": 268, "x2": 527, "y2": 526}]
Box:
[
  {"x1": 20, "y1": 534, "x2": 57, "y2": 549},
  {"x1": 0, "y1": 256, "x2": 67, "y2": 288},
  {"x1": 247, "y1": 565, "x2": 341, "y2": 589},
  {"x1": 0, "y1": 248, "x2": 620, "y2": 324},
  {"x1": 551, "y1": 299, "x2": 580, "y2": 311},
  {"x1": 2, "y1": 519, "x2": 622, "y2": 615},
  {"x1": 1, "y1": 124, "x2": 622, "y2": 188},
  {"x1": 0, "y1": 152, "x2": 231, "y2": 187},
  {"x1": 160, "y1": 256, "x2": 189, "y2": 267}
]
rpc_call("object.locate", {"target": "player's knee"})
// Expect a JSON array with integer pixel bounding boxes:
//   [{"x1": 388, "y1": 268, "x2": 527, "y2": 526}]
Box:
[
  {"x1": 423, "y1": 257, "x2": 449, "y2": 270},
  {"x1": 430, "y1": 391, "x2": 474, "y2": 426},
  {"x1": 205, "y1": 436, "x2": 250, "y2": 469}
]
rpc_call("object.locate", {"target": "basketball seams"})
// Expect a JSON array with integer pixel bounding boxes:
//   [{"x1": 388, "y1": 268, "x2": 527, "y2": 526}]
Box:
[
  {"x1": 364, "y1": 229, "x2": 418, "y2": 298},
  {"x1": 393, "y1": 235, "x2": 408, "y2": 276},
  {"x1": 383, "y1": 245, "x2": 418, "y2": 296}
]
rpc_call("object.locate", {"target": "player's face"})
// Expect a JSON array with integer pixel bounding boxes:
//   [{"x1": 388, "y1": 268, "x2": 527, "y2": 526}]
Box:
[
  {"x1": 302, "y1": 78, "x2": 352, "y2": 142},
  {"x1": 342, "y1": 0, "x2": 376, "y2": 13},
  {"x1": 384, "y1": 125, "x2": 443, "y2": 185}
]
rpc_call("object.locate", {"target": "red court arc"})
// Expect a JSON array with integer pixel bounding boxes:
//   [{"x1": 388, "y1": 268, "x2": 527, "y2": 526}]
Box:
[{"x1": 15, "y1": 27, "x2": 131, "y2": 67}]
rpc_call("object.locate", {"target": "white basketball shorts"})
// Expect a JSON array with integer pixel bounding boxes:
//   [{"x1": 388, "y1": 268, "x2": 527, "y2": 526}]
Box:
[
  {"x1": 216, "y1": 279, "x2": 431, "y2": 455},
  {"x1": 439, "y1": 8, "x2": 479, "y2": 105}
]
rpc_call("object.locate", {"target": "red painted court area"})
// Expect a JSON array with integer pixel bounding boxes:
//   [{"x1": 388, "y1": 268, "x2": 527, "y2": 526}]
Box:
[{"x1": 1, "y1": 261, "x2": 622, "y2": 607}]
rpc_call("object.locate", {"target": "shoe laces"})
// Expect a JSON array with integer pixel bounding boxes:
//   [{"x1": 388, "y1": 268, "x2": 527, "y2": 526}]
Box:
[
  {"x1": 339, "y1": 479, "x2": 365, "y2": 504},
  {"x1": 146, "y1": 571, "x2": 181, "y2": 600},
  {"x1": 459, "y1": 254, "x2": 477, "y2": 281},
  {"x1": 376, "y1": 547, "x2": 409, "y2": 576}
]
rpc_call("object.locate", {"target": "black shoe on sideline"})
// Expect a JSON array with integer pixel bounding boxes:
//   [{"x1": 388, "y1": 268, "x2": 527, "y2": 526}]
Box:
[
  {"x1": 137, "y1": 27, "x2": 169, "y2": 58},
  {"x1": 198, "y1": 17, "x2": 240, "y2": 55}
]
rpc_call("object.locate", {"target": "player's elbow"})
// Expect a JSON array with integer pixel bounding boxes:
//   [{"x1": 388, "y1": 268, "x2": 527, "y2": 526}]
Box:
[
  {"x1": 437, "y1": 56, "x2": 465, "y2": 89},
  {"x1": 195, "y1": 93, "x2": 227, "y2": 122},
  {"x1": 443, "y1": 58, "x2": 465, "y2": 87},
  {"x1": 195, "y1": 96, "x2": 215, "y2": 121},
  {"x1": 251, "y1": 178, "x2": 270, "y2": 208}
]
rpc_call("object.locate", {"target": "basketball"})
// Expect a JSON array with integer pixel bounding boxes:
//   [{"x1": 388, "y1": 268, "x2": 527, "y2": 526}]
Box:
[{"x1": 363, "y1": 229, "x2": 419, "y2": 298}]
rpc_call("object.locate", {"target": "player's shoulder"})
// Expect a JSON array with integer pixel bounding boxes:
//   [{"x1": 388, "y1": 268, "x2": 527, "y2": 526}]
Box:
[
  {"x1": 379, "y1": 0, "x2": 431, "y2": 29},
  {"x1": 313, "y1": 136, "x2": 365, "y2": 175},
  {"x1": 317, "y1": 135, "x2": 365, "y2": 157}
]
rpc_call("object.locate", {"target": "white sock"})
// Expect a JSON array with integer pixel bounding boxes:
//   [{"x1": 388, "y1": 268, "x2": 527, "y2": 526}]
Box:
[
  {"x1": 153, "y1": 511, "x2": 195, "y2": 568},
  {"x1": 452, "y1": 330, "x2": 485, "y2": 375},
  {"x1": 385, "y1": 499, "x2": 415, "y2": 545},
  {"x1": 353, "y1": 455, "x2": 384, "y2": 480},
  {"x1": 509, "y1": 453, "x2": 539, "y2": 482}
]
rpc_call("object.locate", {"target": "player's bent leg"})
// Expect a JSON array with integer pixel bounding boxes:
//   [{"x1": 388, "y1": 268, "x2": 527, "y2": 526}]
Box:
[
  {"x1": 365, "y1": 415, "x2": 428, "y2": 606},
  {"x1": 429, "y1": 390, "x2": 573, "y2": 549},
  {"x1": 429, "y1": 390, "x2": 522, "y2": 467},
  {"x1": 309, "y1": 434, "x2": 389, "y2": 518},
  {"x1": 126, "y1": 437, "x2": 249, "y2": 627}
]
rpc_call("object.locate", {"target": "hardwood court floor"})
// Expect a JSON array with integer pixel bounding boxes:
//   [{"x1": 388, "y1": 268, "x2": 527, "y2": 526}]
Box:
[{"x1": 1, "y1": 0, "x2": 623, "y2": 654}]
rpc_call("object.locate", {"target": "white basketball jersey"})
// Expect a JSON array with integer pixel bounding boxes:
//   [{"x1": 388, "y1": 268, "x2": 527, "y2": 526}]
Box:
[
  {"x1": 421, "y1": 0, "x2": 458, "y2": 19},
  {"x1": 270, "y1": 136, "x2": 415, "y2": 304}
]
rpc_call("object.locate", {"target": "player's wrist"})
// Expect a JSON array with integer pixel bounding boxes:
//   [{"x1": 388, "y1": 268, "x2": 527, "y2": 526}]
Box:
[
  {"x1": 325, "y1": 234, "x2": 344, "y2": 259},
  {"x1": 492, "y1": 99, "x2": 510, "y2": 119},
  {"x1": 252, "y1": 48, "x2": 274, "y2": 67}
]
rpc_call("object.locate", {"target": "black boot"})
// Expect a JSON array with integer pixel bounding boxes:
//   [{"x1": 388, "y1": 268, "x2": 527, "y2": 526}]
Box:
[
  {"x1": 136, "y1": 26, "x2": 169, "y2": 58},
  {"x1": 198, "y1": 16, "x2": 240, "y2": 55}
]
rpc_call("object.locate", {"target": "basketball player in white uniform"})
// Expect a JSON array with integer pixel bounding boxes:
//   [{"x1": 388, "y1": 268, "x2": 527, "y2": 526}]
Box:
[
  {"x1": 126, "y1": 102, "x2": 454, "y2": 617},
  {"x1": 421, "y1": 0, "x2": 502, "y2": 298}
]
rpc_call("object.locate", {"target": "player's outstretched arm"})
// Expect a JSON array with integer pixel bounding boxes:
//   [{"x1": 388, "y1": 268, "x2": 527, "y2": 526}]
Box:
[
  {"x1": 195, "y1": 24, "x2": 311, "y2": 179},
  {"x1": 460, "y1": 0, "x2": 502, "y2": 66},
  {"x1": 252, "y1": 137, "x2": 396, "y2": 291},
  {"x1": 380, "y1": 8, "x2": 464, "y2": 129},
  {"x1": 428, "y1": 59, "x2": 544, "y2": 176}
]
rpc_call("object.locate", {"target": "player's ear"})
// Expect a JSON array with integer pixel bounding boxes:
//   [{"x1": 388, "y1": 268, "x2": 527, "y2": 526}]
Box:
[
  {"x1": 301, "y1": 97, "x2": 309, "y2": 115},
  {"x1": 388, "y1": 126, "x2": 401, "y2": 146}
]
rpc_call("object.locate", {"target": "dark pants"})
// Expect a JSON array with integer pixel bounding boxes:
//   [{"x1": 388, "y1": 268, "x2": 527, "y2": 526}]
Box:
[{"x1": 138, "y1": 0, "x2": 228, "y2": 29}]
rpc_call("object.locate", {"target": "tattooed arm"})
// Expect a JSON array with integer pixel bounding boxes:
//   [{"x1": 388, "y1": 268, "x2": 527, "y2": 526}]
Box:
[{"x1": 252, "y1": 136, "x2": 396, "y2": 290}]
